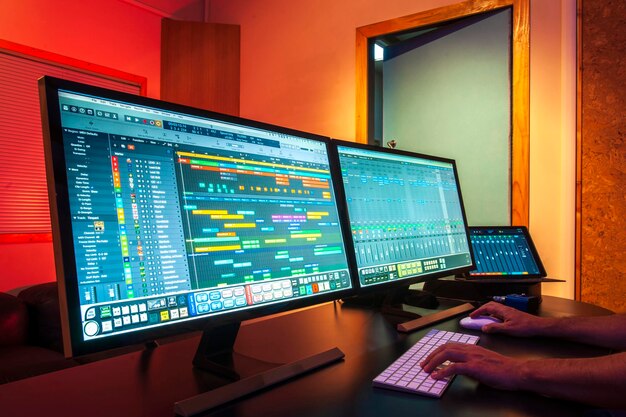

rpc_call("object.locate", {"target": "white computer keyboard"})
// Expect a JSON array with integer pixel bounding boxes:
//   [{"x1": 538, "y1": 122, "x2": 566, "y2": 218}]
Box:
[{"x1": 372, "y1": 329, "x2": 480, "y2": 398}]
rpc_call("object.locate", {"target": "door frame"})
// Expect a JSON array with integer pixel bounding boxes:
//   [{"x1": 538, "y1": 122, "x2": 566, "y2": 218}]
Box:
[{"x1": 355, "y1": 0, "x2": 530, "y2": 226}]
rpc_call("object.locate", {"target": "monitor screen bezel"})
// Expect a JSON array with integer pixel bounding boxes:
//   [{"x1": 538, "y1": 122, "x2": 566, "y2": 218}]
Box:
[
  {"x1": 329, "y1": 139, "x2": 475, "y2": 295},
  {"x1": 39, "y1": 76, "x2": 356, "y2": 358}
]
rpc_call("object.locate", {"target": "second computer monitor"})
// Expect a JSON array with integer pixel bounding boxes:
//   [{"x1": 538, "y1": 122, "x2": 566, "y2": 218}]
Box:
[{"x1": 333, "y1": 141, "x2": 474, "y2": 290}]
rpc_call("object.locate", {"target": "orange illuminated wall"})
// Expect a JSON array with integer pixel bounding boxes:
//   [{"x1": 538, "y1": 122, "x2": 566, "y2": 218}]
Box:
[
  {"x1": 579, "y1": 0, "x2": 626, "y2": 312},
  {"x1": 208, "y1": 0, "x2": 578, "y2": 300}
]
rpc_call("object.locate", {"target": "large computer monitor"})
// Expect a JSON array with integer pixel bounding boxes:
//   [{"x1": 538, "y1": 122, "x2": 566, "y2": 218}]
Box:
[
  {"x1": 331, "y1": 140, "x2": 474, "y2": 308},
  {"x1": 39, "y1": 76, "x2": 354, "y2": 388}
]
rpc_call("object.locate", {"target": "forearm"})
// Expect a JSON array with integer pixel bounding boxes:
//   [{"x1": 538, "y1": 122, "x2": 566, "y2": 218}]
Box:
[
  {"x1": 517, "y1": 352, "x2": 626, "y2": 408},
  {"x1": 474, "y1": 304, "x2": 626, "y2": 350},
  {"x1": 532, "y1": 315, "x2": 626, "y2": 350}
]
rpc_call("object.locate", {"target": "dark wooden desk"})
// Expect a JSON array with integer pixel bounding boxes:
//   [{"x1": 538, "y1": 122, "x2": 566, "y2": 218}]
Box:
[{"x1": 0, "y1": 296, "x2": 614, "y2": 417}]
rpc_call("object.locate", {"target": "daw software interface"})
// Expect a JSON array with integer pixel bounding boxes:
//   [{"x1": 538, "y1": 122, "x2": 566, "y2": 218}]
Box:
[
  {"x1": 52, "y1": 87, "x2": 352, "y2": 343},
  {"x1": 336, "y1": 144, "x2": 473, "y2": 287},
  {"x1": 468, "y1": 227, "x2": 544, "y2": 277}
]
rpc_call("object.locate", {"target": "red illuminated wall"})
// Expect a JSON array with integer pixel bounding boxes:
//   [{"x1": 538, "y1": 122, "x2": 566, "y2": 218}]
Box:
[
  {"x1": 0, "y1": 0, "x2": 162, "y2": 97},
  {"x1": 0, "y1": 0, "x2": 164, "y2": 292}
]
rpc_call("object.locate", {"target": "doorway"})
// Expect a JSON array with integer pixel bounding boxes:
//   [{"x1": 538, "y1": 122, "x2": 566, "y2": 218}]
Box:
[{"x1": 355, "y1": 0, "x2": 530, "y2": 226}]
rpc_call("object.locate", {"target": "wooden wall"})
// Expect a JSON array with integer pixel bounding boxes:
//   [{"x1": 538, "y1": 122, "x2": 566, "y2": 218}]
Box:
[
  {"x1": 161, "y1": 20, "x2": 240, "y2": 116},
  {"x1": 579, "y1": 0, "x2": 626, "y2": 312}
]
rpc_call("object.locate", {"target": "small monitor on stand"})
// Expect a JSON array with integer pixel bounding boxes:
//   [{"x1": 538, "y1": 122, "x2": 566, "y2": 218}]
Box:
[
  {"x1": 331, "y1": 140, "x2": 475, "y2": 323},
  {"x1": 422, "y1": 226, "x2": 564, "y2": 304}
]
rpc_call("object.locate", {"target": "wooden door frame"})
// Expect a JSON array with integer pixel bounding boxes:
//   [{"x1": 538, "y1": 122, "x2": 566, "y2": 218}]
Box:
[
  {"x1": 575, "y1": 0, "x2": 582, "y2": 300},
  {"x1": 355, "y1": 0, "x2": 530, "y2": 227}
]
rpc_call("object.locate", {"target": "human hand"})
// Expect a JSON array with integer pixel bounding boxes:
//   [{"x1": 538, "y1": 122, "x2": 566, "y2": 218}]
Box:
[
  {"x1": 420, "y1": 343, "x2": 526, "y2": 391},
  {"x1": 470, "y1": 301, "x2": 547, "y2": 337}
]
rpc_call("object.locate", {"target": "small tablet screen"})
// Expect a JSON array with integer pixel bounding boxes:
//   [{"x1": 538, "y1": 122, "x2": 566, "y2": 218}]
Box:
[{"x1": 467, "y1": 226, "x2": 545, "y2": 278}]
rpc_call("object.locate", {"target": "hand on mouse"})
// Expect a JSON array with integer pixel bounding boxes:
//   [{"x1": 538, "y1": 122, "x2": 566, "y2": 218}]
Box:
[
  {"x1": 459, "y1": 315, "x2": 502, "y2": 331},
  {"x1": 470, "y1": 301, "x2": 548, "y2": 337}
]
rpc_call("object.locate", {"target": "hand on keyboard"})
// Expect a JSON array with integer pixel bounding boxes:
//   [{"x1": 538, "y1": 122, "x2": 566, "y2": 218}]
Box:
[
  {"x1": 372, "y1": 329, "x2": 479, "y2": 398},
  {"x1": 420, "y1": 342, "x2": 525, "y2": 391}
]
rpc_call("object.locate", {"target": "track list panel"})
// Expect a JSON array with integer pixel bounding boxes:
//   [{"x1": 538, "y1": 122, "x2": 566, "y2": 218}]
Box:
[{"x1": 62, "y1": 128, "x2": 190, "y2": 304}]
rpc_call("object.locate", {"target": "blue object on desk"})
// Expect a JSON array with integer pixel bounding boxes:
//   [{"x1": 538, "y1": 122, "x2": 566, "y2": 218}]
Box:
[{"x1": 492, "y1": 294, "x2": 540, "y2": 313}]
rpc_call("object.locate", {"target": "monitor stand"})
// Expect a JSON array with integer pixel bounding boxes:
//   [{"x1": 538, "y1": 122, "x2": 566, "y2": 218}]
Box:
[
  {"x1": 192, "y1": 322, "x2": 279, "y2": 380},
  {"x1": 342, "y1": 287, "x2": 475, "y2": 333},
  {"x1": 174, "y1": 322, "x2": 345, "y2": 416},
  {"x1": 380, "y1": 287, "x2": 440, "y2": 320},
  {"x1": 342, "y1": 286, "x2": 439, "y2": 319}
]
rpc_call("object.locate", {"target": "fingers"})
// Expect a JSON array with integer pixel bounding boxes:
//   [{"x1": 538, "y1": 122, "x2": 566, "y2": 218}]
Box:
[
  {"x1": 420, "y1": 345, "x2": 448, "y2": 373},
  {"x1": 420, "y1": 343, "x2": 473, "y2": 373},
  {"x1": 419, "y1": 344, "x2": 519, "y2": 390},
  {"x1": 420, "y1": 344, "x2": 486, "y2": 380},
  {"x1": 471, "y1": 301, "x2": 510, "y2": 319},
  {"x1": 481, "y1": 321, "x2": 507, "y2": 333},
  {"x1": 430, "y1": 362, "x2": 468, "y2": 380}
]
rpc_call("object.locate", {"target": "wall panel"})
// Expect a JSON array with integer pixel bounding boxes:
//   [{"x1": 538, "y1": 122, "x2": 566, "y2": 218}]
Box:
[
  {"x1": 161, "y1": 20, "x2": 240, "y2": 116},
  {"x1": 579, "y1": 0, "x2": 626, "y2": 312}
]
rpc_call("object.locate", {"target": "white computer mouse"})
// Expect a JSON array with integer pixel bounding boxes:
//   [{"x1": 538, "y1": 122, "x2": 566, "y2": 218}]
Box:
[{"x1": 459, "y1": 315, "x2": 503, "y2": 330}]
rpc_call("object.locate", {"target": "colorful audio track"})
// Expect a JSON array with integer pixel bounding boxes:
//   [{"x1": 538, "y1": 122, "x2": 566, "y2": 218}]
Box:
[
  {"x1": 175, "y1": 150, "x2": 346, "y2": 290},
  {"x1": 111, "y1": 156, "x2": 135, "y2": 298},
  {"x1": 111, "y1": 155, "x2": 152, "y2": 299}
]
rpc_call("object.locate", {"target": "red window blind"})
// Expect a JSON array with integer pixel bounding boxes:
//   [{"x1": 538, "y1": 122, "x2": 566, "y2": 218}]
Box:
[{"x1": 0, "y1": 40, "x2": 146, "y2": 237}]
